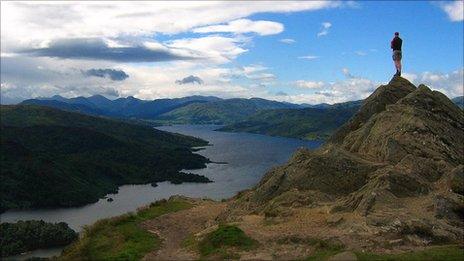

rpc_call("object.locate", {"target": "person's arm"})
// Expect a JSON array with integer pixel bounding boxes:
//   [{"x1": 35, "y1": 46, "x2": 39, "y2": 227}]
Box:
[{"x1": 391, "y1": 39, "x2": 394, "y2": 49}]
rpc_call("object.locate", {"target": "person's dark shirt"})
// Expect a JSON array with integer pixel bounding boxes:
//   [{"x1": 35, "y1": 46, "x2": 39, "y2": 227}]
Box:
[{"x1": 391, "y1": 36, "x2": 402, "y2": 51}]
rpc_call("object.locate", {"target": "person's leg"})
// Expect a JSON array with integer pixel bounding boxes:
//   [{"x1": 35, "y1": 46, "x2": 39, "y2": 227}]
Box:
[
  {"x1": 398, "y1": 60, "x2": 402, "y2": 75},
  {"x1": 394, "y1": 60, "x2": 400, "y2": 75}
]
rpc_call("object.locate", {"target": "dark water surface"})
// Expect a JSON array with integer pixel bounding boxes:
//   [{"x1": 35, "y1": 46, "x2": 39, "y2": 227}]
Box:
[{"x1": 1, "y1": 125, "x2": 322, "y2": 258}]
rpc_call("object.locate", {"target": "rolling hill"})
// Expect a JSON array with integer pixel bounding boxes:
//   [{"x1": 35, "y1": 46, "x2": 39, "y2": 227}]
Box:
[
  {"x1": 153, "y1": 98, "x2": 302, "y2": 125},
  {"x1": 20, "y1": 95, "x2": 301, "y2": 125},
  {"x1": 0, "y1": 105, "x2": 211, "y2": 212},
  {"x1": 219, "y1": 100, "x2": 362, "y2": 140}
]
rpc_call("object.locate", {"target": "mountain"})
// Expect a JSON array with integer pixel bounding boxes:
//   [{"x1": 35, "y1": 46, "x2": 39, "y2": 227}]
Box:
[
  {"x1": 452, "y1": 96, "x2": 463, "y2": 109},
  {"x1": 300, "y1": 102, "x2": 331, "y2": 109},
  {"x1": 20, "y1": 99, "x2": 106, "y2": 116},
  {"x1": 20, "y1": 95, "x2": 222, "y2": 120},
  {"x1": 153, "y1": 98, "x2": 303, "y2": 125},
  {"x1": 0, "y1": 105, "x2": 211, "y2": 212},
  {"x1": 225, "y1": 76, "x2": 464, "y2": 246},
  {"x1": 219, "y1": 100, "x2": 362, "y2": 140}
]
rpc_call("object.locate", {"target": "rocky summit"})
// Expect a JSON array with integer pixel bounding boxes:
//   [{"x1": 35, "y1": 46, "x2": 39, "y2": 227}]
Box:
[{"x1": 226, "y1": 76, "x2": 464, "y2": 247}]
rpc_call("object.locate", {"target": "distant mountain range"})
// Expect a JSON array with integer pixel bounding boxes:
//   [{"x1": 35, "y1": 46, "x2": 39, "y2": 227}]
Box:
[
  {"x1": 18, "y1": 94, "x2": 463, "y2": 140},
  {"x1": 21, "y1": 95, "x2": 221, "y2": 119},
  {"x1": 0, "y1": 105, "x2": 211, "y2": 212},
  {"x1": 20, "y1": 95, "x2": 302, "y2": 125},
  {"x1": 219, "y1": 100, "x2": 363, "y2": 140}
]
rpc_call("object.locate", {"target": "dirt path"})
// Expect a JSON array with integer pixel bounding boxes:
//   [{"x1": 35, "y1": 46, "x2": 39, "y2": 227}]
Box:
[{"x1": 141, "y1": 200, "x2": 226, "y2": 260}]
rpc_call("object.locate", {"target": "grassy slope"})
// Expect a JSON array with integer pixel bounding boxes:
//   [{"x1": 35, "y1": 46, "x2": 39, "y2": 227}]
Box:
[
  {"x1": 198, "y1": 225, "x2": 258, "y2": 258},
  {"x1": 220, "y1": 102, "x2": 361, "y2": 140},
  {"x1": 355, "y1": 245, "x2": 464, "y2": 261},
  {"x1": 0, "y1": 105, "x2": 210, "y2": 212},
  {"x1": 153, "y1": 98, "x2": 300, "y2": 125},
  {"x1": 60, "y1": 199, "x2": 193, "y2": 260},
  {"x1": 304, "y1": 245, "x2": 464, "y2": 261}
]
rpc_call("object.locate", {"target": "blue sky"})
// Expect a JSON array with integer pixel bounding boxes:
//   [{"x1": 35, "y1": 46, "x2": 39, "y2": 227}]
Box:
[{"x1": 1, "y1": 1, "x2": 463, "y2": 104}]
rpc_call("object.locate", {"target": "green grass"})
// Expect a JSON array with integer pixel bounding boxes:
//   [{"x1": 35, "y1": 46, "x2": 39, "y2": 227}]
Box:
[
  {"x1": 60, "y1": 199, "x2": 192, "y2": 261},
  {"x1": 355, "y1": 245, "x2": 464, "y2": 261},
  {"x1": 198, "y1": 224, "x2": 258, "y2": 259},
  {"x1": 299, "y1": 238, "x2": 344, "y2": 261}
]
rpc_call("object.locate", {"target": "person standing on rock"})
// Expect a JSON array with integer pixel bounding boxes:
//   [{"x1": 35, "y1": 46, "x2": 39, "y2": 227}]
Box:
[{"x1": 391, "y1": 32, "x2": 403, "y2": 77}]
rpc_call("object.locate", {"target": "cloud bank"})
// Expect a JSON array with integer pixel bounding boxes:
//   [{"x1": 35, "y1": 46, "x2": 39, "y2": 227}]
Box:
[{"x1": 20, "y1": 38, "x2": 195, "y2": 63}]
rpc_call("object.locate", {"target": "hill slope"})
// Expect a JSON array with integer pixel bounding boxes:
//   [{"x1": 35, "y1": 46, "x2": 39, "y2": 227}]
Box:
[
  {"x1": 0, "y1": 105, "x2": 210, "y2": 212},
  {"x1": 227, "y1": 76, "x2": 464, "y2": 245},
  {"x1": 219, "y1": 100, "x2": 362, "y2": 140},
  {"x1": 153, "y1": 98, "x2": 302, "y2": 125}
]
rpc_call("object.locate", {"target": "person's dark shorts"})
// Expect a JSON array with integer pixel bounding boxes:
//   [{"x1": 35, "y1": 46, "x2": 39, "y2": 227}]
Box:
[{"x1": 392, "y1": 50, "x2": 402, "y2": 61}]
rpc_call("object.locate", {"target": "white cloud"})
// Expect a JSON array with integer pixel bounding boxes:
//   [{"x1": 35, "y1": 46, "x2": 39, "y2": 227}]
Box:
[
  {"x1": 0, "y1": 56, "x2": 123, "y2": 100},
  {"x1": 439, "y1": 1, "x2": 464, "y2": 22},
  {"x1": 280, "y1": 38, "x2": 296, "y2": 44},
  {"x1": 193, "y1": 19, "x2": 284, "y2": 36},
  {"x1": 1, "y1": 1, "x2": 343, "y2": 51},
  {"x1": 355, "y1": 50, "x2": 367, "y2": 56},
  {"x1": 281, "y1": 67, "x2": 379, "y2": 104},
  {"x1": 294, "y1": 80, "x2": 325, "y2": 89},
  {"x1": 298, "y1": 55, "x2": 319, "y2": 60},
  {"x1": 166, "y1": 35, "x2": 249, "y2": 64},
  {"x1": 0, "y1": 1, "x2": 350, "y2": 102},
  {"x1": 342, "y1": 68, "x2": 356, "y2": 78},
  {"x1": 265, "y1": 76, "x2": 378, "y2": 105},
  {"x1": 404, "y1": 69, "x2": 464, "y2": 98},
  {"x1": 229, "y1": 64, "x2": 277, "y2": 83},
  {"x1": 401, "y1": 72, "x2": 418, "y2": 82},
  {"x1": 317, "y1": 22, "x2": 332, "y2": 37}
]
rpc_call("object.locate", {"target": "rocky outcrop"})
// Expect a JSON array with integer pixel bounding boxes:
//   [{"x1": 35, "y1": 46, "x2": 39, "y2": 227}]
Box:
[{"x1": 228, "y1": 76, "x2": 464, "y2": 243}]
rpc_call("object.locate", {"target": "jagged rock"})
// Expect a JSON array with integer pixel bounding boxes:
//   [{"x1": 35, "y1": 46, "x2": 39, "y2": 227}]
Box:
[{"x1": 228, "y1": 76, "x2": 464, "y2": 244}]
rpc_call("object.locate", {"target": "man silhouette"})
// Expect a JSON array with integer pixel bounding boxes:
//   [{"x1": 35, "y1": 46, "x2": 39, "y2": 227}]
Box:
[{"x1": 391, "y1": 32, "x2": 403, "y2": 76}]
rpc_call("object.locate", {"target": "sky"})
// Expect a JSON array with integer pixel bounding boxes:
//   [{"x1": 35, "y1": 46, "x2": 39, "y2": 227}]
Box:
[{"x1": 1, "y1": 0, "x2": 463, "y2": 105}]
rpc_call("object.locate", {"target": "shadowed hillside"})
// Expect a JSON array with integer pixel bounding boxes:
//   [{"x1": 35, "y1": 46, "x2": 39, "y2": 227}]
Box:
[
  {"x1": 152, "y1": 98, "x2": 302, "y2": 125},
  {"x1": 219, "y1": 100, "x2": 362, "y2": 140},
  {"x1": 0, "y1": 105, "x2": 211, "y2": 212}
]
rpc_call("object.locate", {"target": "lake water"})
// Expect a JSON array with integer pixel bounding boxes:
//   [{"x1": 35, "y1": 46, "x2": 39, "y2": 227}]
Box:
[{"x1": 1, "y1": 125, "x2": 322, "y2": 259}]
